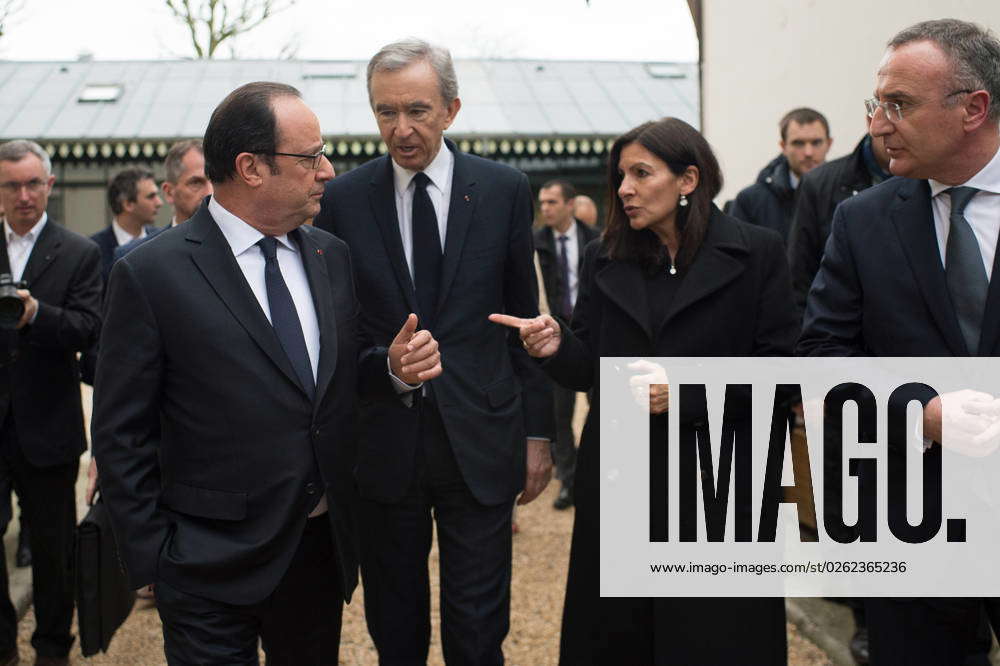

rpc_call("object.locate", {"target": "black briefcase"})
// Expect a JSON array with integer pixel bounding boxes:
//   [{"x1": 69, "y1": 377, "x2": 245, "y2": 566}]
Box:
[{"x1": 75, "y1": 494, "x2": 136, "y2": 657}]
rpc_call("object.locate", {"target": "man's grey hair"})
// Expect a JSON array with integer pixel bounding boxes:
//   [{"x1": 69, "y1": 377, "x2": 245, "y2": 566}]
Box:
[
  {"x1": 366, "y1": 38, "x2": 458, "y2": 105},
  {"x1": 164, "y1": 139, "x2": 203, "y2": 184},
  {"x1": 889, "y1": 18, "x2": 1000, "y2": 122},
  {"x1": 0, "y1": 140, "x2": 52, "y2": 175}
]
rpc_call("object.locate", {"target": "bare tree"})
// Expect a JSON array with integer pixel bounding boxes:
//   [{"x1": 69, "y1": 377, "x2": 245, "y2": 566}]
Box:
[
  {"x1": 0, "y1": 0, "x2": 26, "y2": 41},
  {"x1": 164, "y1": 0, "x2": 295, "y2": 59}
]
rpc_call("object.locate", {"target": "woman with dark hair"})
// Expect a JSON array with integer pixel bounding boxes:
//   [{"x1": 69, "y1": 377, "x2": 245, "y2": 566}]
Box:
[{"x1": 492, "y1": 117, "x2": 796, "y2": 664}]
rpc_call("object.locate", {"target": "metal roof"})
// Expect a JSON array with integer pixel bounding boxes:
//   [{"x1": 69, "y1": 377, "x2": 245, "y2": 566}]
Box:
[{"x1": 0, "y1": 58, "x2": 699, "y2": 148}]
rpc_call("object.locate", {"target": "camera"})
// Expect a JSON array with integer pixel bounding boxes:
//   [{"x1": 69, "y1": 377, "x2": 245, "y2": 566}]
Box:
[{"x1": 0, "y1": 273, "x2": 27, "y2": 330}]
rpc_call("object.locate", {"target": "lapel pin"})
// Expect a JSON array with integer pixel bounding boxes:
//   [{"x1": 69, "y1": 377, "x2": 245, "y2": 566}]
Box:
[
  {"x1": 316, "y1": 248, "x2": 324, "y2": 255},
  {"x1": 464, "y1": 194, "x2": 471, "y2": 202}
]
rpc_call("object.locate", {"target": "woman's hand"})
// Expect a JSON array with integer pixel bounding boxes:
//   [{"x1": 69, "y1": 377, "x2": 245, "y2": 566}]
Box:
[
  {"x1": 488, "y1": 313, "x2": 562, "y2": 358},
  {"x1": 627, "y1": 360, "x2": 669, "y2": 414}
]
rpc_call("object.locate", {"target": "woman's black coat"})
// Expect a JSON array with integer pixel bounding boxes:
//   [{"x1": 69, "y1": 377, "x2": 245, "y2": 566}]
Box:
[{"x1": 546, "y1": 207, "x2": 798, "y2": 665}]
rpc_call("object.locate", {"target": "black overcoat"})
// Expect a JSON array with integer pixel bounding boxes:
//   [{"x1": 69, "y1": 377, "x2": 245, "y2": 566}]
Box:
[{"x1": 546, "y1": 207, "x2": 797, "y2": 665}]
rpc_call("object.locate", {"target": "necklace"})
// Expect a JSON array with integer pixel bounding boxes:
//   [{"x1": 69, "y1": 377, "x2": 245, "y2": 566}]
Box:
[{"x1": 667, "y1": 257, "x2": 677, "y2": 275}]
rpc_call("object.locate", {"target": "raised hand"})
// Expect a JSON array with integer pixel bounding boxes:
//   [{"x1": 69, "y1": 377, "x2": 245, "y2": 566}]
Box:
[
  {"x1": 389, "y1": 313, "x2": 443, "y2": 385},
  {"x1": 488, "y1": 313, "x2": 561, "y2": 358}
]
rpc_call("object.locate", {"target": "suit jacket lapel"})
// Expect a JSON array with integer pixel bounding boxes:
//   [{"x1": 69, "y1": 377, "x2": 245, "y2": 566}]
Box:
[
  {"x1": 186, "y1": 209, "x2": 307, "y2": 397},
  {"x1": 595, "y1": 259, "x2": 652, "y2": 340},
  {"x1": 437, "y1": 140, "x2": 476, "y2": 315},
  {"x1": 0, "y1": 228, "x2": 10, "y2": 276},
  {"x1": 978, "y1": 225, "x2": 1000, "y2": 355},
  {"x1": 574, "y1": 220, "x2": 588, "y2": 270},
  {"x1": 661, "y1": 209, "x2": 746, "y2": 333},
  {"x1": 889, "y1": 179, "x2": 967, "y2": 355},
  {"x1": 293, "y1": 227, "x2": 337, "y2": 405},
  {"x1": 537, "y1": 226, "x2": 556, "y2": 259},
  {"x1": 369, "y1": 157, "x2": 419, "y2": 315},
  {"x1": 21, "y1": 220, "x2": 59, "y2": 285}
]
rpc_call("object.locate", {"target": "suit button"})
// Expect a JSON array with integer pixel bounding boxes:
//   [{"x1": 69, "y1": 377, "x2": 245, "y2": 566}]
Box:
[
  {"x1": 313, "y1": 428, "x2": 321, "y2": 438},
  {"x1": 306, "y1": 483, "x2": 317, "y2": 495}
]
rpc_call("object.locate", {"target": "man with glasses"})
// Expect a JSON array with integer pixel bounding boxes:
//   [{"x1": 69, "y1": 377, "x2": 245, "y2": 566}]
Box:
[
  {"x1": 0, "y1": 140, "x2": 102, "y2": 666},
  {"x1": 799, "y1": 18, "x2": 1000, "y2": 665},
  {"x1": 92, "y1": 82, "x2": 442, "y2": 663}
]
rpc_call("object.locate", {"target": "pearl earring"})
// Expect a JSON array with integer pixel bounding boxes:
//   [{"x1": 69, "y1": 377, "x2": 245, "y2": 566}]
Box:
[{"x1": 679, "y1": 193, "x2": 688, "y2": 207}]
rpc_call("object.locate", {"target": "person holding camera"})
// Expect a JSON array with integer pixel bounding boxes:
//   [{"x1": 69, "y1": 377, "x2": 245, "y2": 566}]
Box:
[{"x1": 0, "y1": 139, "x2": 102, "y2": 666}]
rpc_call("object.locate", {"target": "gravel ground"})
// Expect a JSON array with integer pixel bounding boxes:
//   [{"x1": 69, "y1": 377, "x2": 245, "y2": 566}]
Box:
[{"x1": 16, "y1": 479, "x2": 831, "y2": 665}]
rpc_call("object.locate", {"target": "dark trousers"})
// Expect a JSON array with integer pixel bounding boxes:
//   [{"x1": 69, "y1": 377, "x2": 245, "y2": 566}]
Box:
[
  {"x1": 156, "y1": 515, "x2": 343, "y2": 666},
  {"x1": 867, "y1": 598, "x2": 1000, "y2": 665},
  {"x1": 359, "y1": 401, "x2": 514, "y2": 666},
  {"x1": 0, "y1": 418, "x2": 77, "y2": 658},
  {"x1": 551, "y1": 384, "x2": 577, "y2": 491}
]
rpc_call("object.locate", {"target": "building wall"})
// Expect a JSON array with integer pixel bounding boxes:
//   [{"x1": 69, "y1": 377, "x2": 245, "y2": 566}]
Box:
[{"x1": 702, "y1": 1, "x2": 1000, "y2": 205}]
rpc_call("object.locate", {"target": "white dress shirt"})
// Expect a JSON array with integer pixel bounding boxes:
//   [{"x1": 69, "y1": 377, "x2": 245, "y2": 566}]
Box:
[
  {"x1": 111, "y1": 220, "x2": 147, "y2": 247},
  {"x1": 929, "y1": 146, "x2": 1000, "y2": 279},
  {"x1": 392, "y1": 139, "x2": 454, "y2": 278},
  {"x1": 5, "y1": 213, "x2": 47, "y2": 282},
  {"x1": 208, "y1": 197, "x2": 326, "y2": 515},
  {"x1": 4, "y1": 215, "x2": 45, "y2": 326},
  {"x1": 556, "y1": 221, "x2": 580, "y2": 307}
]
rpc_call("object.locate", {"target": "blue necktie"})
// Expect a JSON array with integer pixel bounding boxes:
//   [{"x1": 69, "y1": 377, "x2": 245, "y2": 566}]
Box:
[
  {"x1": 944, "y1": 186, "x2": 986, "y2": 355},
  {"x1": 257, "y1": 237, "x2": 315, "y2": 399},
  {"x1": 412, "y1": 172, "x2": 442, "y2": 330},
  {"x1": 557, "y1": 234, "x2": 573, "y2": 320}
]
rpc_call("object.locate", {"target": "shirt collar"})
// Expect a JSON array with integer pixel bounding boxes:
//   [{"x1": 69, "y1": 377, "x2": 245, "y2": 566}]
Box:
[
  {"x1": 112, "y1": 219, "x2": 147, "y2": 246},
  {"x1": 392, "y1": 137, "x2": 454, "y2": 194},
  {"x1": 208, "y1": 196, "x2": 296, "y2": 257},
  {"x1": 556, "y1": 220, "x2": 578, "y2": 242},
  {"x1": 4, "y1": 213, "x2": 47, "y2": 244},
  {"x1": 929, "y1": 145, "x2": 1000, "y2": 198}
]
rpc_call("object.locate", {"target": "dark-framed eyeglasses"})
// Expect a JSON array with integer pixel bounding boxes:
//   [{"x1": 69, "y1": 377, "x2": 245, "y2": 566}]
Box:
[{"x1": 263, "y1": 149, "x2": 327, "y2": 170}]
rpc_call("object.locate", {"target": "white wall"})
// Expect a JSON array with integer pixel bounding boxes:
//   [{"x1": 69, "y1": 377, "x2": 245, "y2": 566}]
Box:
[{"x1": 702, "y1": 0, "x2": 1000, "y2": 204}]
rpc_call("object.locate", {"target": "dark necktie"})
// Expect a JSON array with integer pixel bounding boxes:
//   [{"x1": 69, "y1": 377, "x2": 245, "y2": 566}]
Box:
[
  {"x1": 557, "y1": 234, "x2": 573, "y2": 320},
  {"x1": 257, "y1": 237, "x2": 315, "y2": 399},
  {"x1": 412, "y1": 172, "x2": 442, "y2": 329},
  {"x1": 944, "y1": 186, "x2": 987, "y2": 355}
]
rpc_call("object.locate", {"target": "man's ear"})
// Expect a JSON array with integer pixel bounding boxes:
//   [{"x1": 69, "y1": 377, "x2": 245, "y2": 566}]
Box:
[
  {"x1": 234, "y1": 152, "x2": 265, "y2": 188},
  {"x1": 964, "y1": 90, "x2": 992, "y2": 133},
  {"x1": 442, "y1": 96, "x2": 461, "y2": 130},
  {"x1": 161, "y1": 181, "x2": 176, "y2": 205}
]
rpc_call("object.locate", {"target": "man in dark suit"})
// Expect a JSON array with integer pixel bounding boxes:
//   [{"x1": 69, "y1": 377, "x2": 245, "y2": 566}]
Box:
[
  {"x1": 0, "y1": 139, "x2": 102, "y2": 666},
  {"x1": 92, "y1": 82, "x2": 441, "y2": 664},
  {"x1": 534, "y1": 179, "x2": 598, "y2": 510},
  {"x1": 798, "y1": 19, "x2": 1000, "y2": 665},
  {"x1": 314, "y1": 38, "x2": 554, "y2": 665},
  {"x1": 91, "y1": 167, "x2": 163, "y2": 280}
]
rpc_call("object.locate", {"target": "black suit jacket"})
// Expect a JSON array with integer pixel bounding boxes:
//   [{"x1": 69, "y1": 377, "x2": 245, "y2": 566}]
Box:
[
  {"x1": 92, "y1": 205, "x2": 382, "y2": 605},
  {"x1": 797, "y1": 177, "x2": 997, "y2": 357},
  {"x1": 314, "y1": 139, "x2": 554, "y2": 506},
  {"x1": 0, "y1": 219, "x2": 101, "y2": 466},
  {"x1": 90, "y1": 225, "x2": 158, "y2": 283},
  {"x1": 534, "y1": 219, "x2": 599, "y2": 321}
]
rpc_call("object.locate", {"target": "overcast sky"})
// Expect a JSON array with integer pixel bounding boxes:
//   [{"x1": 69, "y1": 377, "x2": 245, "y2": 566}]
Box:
[{"x1": 1, "y1": 0, "x2": 697, "y2": 62}]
